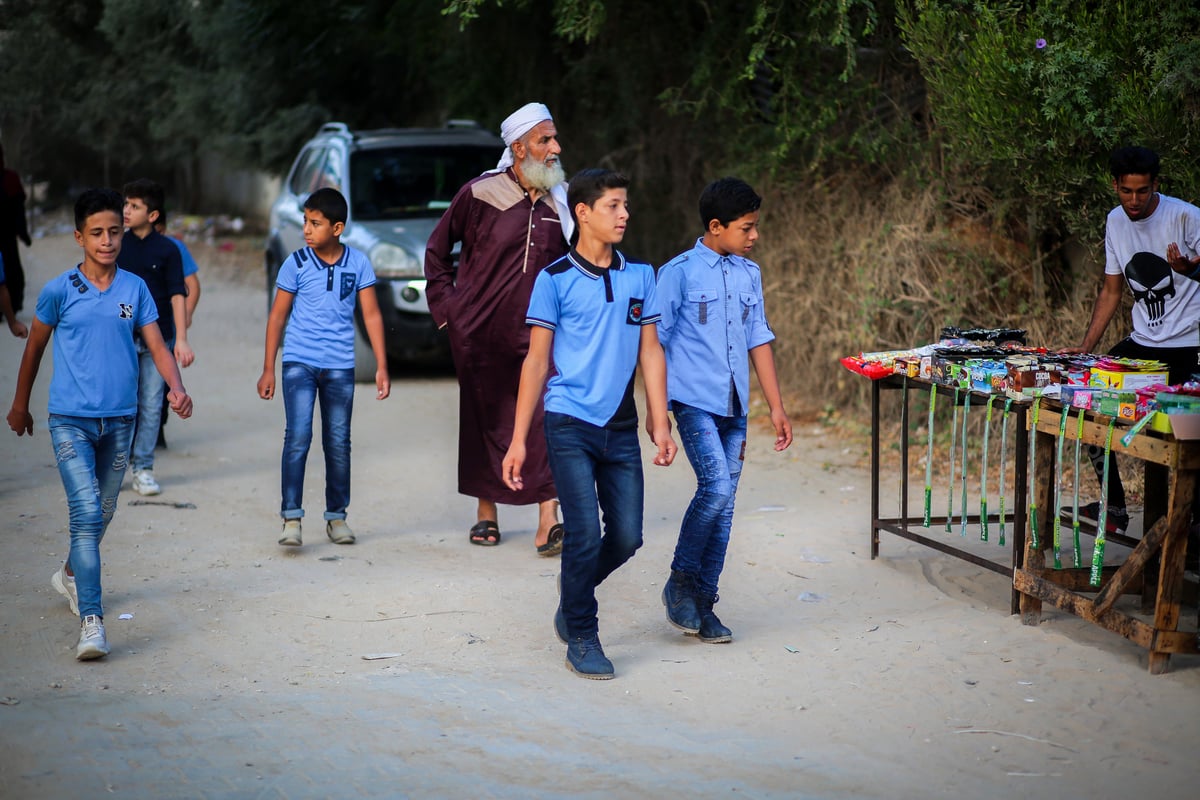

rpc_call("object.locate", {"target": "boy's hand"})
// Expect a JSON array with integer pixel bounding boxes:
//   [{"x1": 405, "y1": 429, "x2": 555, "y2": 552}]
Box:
[
  {"x1": 650, "y1": 425, "x2": 677, "y2": 467},
  {"x1": 376, "y1": 369, "x2": 391, "y2": 400},
  {"x1": 8, "y1": 319, "x2": 28, "y2": 338},
  {"x1": 1167, "y1": 242, "x2": 1200, "y2": 275},
  {"x1": 7, "y1": 407, "x2": 33, "y2": 436},
  {"x1": 174, "y1": 340, "x2": 195, "y2": 368},
  {"x1": 502, "y1": 443, "x2": 526, "y2": 491},
  {"x1": 772, "y1": 408, "x2": 793, "y2": 451},
  {"x1": 257, "y1": 370, "x2": 276, "y2": 400},
  {"x1": 167, "y1": 389, "x2": 193, "y2": 419}
]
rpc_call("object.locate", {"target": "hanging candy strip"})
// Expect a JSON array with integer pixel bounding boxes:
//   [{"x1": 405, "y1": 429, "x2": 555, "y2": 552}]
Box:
[
  {"x1": 980, "y1": 395, "x2": 994, "y2": 541},
  {"x1": 946, "y1": 388, "x2": 959, "y2": 533},
  {"x1": 1052, "y1": 407, "x2": 1069, "y2": 569},
  {"x1": 1072, "y1": 408, "x2": 1085, "y2": 568},
  {"x1": 1028, "y1": 397, "x2": 1041, "y2": 551},
  {"x1": 997, "y1": 397, "x2": 1012, "y2": 547},
  {"x1": 923, "y1": 385, "x2": 936, "y2": 528},
  {"x1": 1089, "y1": 418, "x2": 1117, "y2": 587},
  {"x1": 959, "y1": 391, "x2": 971, "y2": 537}
]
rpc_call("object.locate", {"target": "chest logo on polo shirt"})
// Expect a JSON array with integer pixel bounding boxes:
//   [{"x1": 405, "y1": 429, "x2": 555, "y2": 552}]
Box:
[
  {"x1": 340, "y1": 272, "x2": 356, "y2": 301},
  {"x1": 627, "y1": 298, "x2": 644, "y2": 325},
  {"x1": 118, "y1": 303, "x2": 134, "y2": 319}
]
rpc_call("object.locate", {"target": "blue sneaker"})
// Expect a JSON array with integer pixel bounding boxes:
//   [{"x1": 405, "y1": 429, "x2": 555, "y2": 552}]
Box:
[
  {"x1": 554, "y1": 605, "x2": 569, "y2": 644},
  {"x1": 662, "y1": 570, "x2": 701, "y2": 634},
  {"x1": 565, "y1": 635, "x2": 614, "y2": 680}
]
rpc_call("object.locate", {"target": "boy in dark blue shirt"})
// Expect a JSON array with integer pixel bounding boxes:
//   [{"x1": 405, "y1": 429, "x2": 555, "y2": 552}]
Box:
[
  {"x1": 503, "y1": 168, "x2": 676, "y2": 679},
  {"x1": 120, "y1": 179, "x2": 193, "y2": 496}
]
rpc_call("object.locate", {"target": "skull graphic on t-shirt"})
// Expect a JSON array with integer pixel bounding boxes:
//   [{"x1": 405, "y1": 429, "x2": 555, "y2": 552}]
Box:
[{"x1": 1125, "y1": 251, "x2": 1175, "y2": 327}]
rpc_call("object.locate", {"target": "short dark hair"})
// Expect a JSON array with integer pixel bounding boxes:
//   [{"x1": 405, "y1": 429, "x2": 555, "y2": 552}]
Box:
[
  {"x1": 1109, "y1": 146, "x2": 1160, "y2": 181},
  {"x1": 699, "y1": 177, "x2": 762, "y2": 229},
  {"x1": 75, "y1": 188, "x2": 124, "y2": 231},
  {"x1": 567, "y1": 168, "x2": 630, "y2": 228},
  {"x1": 304, "y1": 187, "x2": 348, "y2": 226},
  {"x1": 123, "y1": 178, "x2": 166, "y2": 216}
]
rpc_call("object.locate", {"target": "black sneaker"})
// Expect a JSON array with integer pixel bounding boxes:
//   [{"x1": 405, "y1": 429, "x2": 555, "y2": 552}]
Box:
[{"x1": 1066, "y1": 502, "x2": 1130, "y2": 534}]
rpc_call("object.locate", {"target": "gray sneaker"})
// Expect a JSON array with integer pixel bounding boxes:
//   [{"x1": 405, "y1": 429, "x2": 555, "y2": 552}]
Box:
[
  {"x1": 51, "y1": 562, "x2": 79, "y2": 616},
  {"x1": 326, "y1": 519, "x2": 356, "y2": 544},
  {"x1": 278, "y1": 519, "x2": 302, "y2": 546},
  {"x1": 76, "y1": 615, "x2": 110, "y2": 661}
]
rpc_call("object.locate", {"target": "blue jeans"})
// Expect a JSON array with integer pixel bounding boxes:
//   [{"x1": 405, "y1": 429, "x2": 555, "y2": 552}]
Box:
[
  {"x1": 131, "y1": 338, "x2": 172, "y2": 472},
  {"x1": 280, "y1": 362, "x2": 354, "y2": 521},
  {"x1": 671, "y1": 403, "x2": 747, "y2": 598},
  {"x1": 49, "y1": 414, "x2": 135, "y2": 619},
  {"x1": 544, "y1": 412, "x2": 644, "y2": 639}
]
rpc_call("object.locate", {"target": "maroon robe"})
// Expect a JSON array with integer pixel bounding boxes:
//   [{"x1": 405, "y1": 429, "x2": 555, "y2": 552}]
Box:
[{"x1": 425, "y1": 169, "x2": 568, "y2": 504}]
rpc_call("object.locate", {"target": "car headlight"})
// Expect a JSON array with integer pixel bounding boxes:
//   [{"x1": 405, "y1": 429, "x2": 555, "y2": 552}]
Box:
[{"x1": 369, "y1": 242, "x2": 422, "y2": 277}]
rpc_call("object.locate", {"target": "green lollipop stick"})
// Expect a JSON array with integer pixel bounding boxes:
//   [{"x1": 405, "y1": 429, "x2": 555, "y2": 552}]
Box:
[
  {"x1": 1028, "y1": 398, "x2": 1041, "y2": 551},
  {"x1": 1052, "y1": 406, "x2": 1069, "y2": 569},
  {"x1": 923, "y1": 386, "x2": 936, "y2": 528},
  {"x1": 947, "y1": 388, "x2": 959, "y2": 533},
  {"x1": 1089, "y1": 418, "x2": 1117, "y2": 587},
  {"x1": 959, "y1": 391, "x2": 970, "y2": 537},
  {"x1": 980, "y1": 395, "x2": 994, "y2": 541},
  {"x1": 997, "y1": 397, "x2": 1012, "y2": 547},
  {"x1": 1072, "y1": 408, "x2": 1084, "y2": 568}
]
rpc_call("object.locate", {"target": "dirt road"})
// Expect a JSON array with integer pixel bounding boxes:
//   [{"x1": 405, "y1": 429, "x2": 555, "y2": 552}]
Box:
[{"x1": 0, "y1": 231, "x2": 1197, "y2": 798}]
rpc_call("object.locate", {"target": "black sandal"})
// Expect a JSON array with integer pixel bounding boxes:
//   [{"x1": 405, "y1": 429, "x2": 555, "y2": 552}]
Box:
[
  {"x1": 537, "y1": 523, "x2": 564, "y2": 557},
  {"x1": 469, "y1": 520, "x2": 501, "y2": 546}
]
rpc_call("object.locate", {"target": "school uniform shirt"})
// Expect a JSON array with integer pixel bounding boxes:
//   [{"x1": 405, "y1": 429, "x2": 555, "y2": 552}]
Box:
[
  {"x1": 526, "y1": 249, "x2": 660, "y2": 429},
  {"x1": 118, "y1": 228, "x2": 185, "y2": 342},
  {"x1": 656, "y1": 238, "x2": 775, "y2": 417},
  {"x1": 1106, "y1": 194, "x2": 1200, "y2": 348},
  {"x1": 36, "y1": 267, "x2": 158, "y2": 417},
  {"x1": 276, "y1": 244, "x2": 377, "y2": 370}
]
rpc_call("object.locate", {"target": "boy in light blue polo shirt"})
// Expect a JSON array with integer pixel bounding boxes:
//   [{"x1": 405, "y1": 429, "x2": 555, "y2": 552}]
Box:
[
  {"x1": 656, "y1": 177, "x2": 793, "y2": 643},
  {"x1": 7, "y1": 188, "x2": 192, "y2": 661},
  {"x1": 503, "y1": 168, "x2": 677, "y2": 679},
  {"x1": 258, "y1": 187, "x2": 390, "y2": 548}
]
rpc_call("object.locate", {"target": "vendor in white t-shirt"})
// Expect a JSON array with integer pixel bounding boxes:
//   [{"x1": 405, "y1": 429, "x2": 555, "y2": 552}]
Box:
[{"x1": 1062, "y1": 145, "x2": 1200, "y2": 534}]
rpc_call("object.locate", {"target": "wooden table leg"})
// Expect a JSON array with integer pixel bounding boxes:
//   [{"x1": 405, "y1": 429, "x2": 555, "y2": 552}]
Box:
[
  {"x1": 1148, "y1": 467, "x2": 1196, "y2": 674},
  {"x1": 1020, "y1": 424, "x2": 1057, "y2": 625}
]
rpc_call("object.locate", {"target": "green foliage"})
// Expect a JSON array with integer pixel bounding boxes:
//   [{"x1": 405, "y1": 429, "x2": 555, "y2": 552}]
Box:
[{"x1": 897, "y1": 1, "x2": 1200, "y2": 246}]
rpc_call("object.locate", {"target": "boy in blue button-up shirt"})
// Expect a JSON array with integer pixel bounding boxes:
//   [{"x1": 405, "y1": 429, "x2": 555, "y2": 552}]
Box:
[{"x1": 656, "y1": 177, "x2": 793, "y2": 643}]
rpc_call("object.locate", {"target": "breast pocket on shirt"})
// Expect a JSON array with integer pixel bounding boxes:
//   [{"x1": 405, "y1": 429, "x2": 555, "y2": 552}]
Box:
[
  {"x1": 739, "y1": 292, "x2": 760, "y2": 324},
  {"x1": 688, "y1": 289, "x2": 720, "y2": 325}
]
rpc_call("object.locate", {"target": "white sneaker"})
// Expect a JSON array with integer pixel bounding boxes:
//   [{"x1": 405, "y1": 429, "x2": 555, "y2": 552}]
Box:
[
  {"x1": 76, "y1": 615, "x2": 110, "y2": 660},
  {"x1": 131, "y1": 469, "x2": 161, "y2": 496},
  {"x1": 326, "y1": 519, "x2": 356, "y2": 544},
  {"x1": 51, "y1": 562, "x2": 79, "y2": 616},
  {"x1": 278, "y1": 519, "x2": 302, "y2": 546}
]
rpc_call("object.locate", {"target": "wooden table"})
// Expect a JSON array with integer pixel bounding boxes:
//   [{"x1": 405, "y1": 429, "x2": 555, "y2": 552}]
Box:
[
  {"x1": 1014, "y1": 400, "x2": 1200, "y2": 673},
  {"x1": 870, "y1": 375, "x2": 1029, "y2": 613}
]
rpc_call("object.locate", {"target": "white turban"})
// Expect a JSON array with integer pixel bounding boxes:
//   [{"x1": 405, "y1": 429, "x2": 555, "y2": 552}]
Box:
[
  {"x1": 490, "y1": 101, "x2": 574, "y2": 245},
  {"x1": 496, "y1": 102, "x2": 553, "y2": 171}
]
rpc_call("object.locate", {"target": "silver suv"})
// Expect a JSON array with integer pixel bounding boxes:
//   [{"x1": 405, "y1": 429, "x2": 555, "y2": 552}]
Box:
[{"x1": 265, "y1": 121, "x2": 504, "y2": 377}]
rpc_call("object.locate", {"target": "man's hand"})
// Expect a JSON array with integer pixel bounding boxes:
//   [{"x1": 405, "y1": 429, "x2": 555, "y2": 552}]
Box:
[
  {"x1": 7, "y1": 407, "x2": 33, "y2": 436},
  {"x1": 8, "y1": 319, "x2": 28, "y2": 338},
  {"x1": 650, "y1": 424, "x2": 677, "y2": 467},
  {"x1": 257, "y1": 370, "x2": 276, "y2": 400},
  {"x1": 1167, "y1": 242, "x2": 1200, "y2": 276},
  {"x1": 771, "y1": 408, "x2": 793, "y2": 452},
  {"x1": 375, "y1": 369, "x2": 391, "y2": 400}
]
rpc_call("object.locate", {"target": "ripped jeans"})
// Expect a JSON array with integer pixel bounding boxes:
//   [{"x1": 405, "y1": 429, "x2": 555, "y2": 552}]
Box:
[{"x1": 49, "y1": 414, "x2": 135, "y2": 619}]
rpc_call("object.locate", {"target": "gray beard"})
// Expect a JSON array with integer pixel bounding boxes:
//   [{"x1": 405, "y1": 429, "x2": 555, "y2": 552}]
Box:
[{"x1": 519, "y1": 154, "x2": 566, "y2": 192}]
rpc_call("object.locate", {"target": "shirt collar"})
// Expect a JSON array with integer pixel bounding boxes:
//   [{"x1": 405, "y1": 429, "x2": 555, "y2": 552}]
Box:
[
  {"x1": 567, "y1": 248, "x2": 626, "y2": 279},
  {"x1": 693, "y1": 238, "x2": 736, "y2": 269}
]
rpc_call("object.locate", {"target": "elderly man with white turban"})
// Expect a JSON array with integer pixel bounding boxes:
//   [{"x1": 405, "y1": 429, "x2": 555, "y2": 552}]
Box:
[{"x1": 425, "y1": 102, "x2": 569, "y2": 553}]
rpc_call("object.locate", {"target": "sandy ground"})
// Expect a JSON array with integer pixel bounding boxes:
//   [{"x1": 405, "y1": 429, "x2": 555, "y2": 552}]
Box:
[{"x1": 0, "y1": 232, "x2": 1198, "y2": 799}]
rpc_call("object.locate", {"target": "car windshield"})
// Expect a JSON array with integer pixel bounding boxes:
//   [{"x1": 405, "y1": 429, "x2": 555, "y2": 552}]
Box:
[{"x1": 350, "y1": 145, "x2": 500, "y2": 220}]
